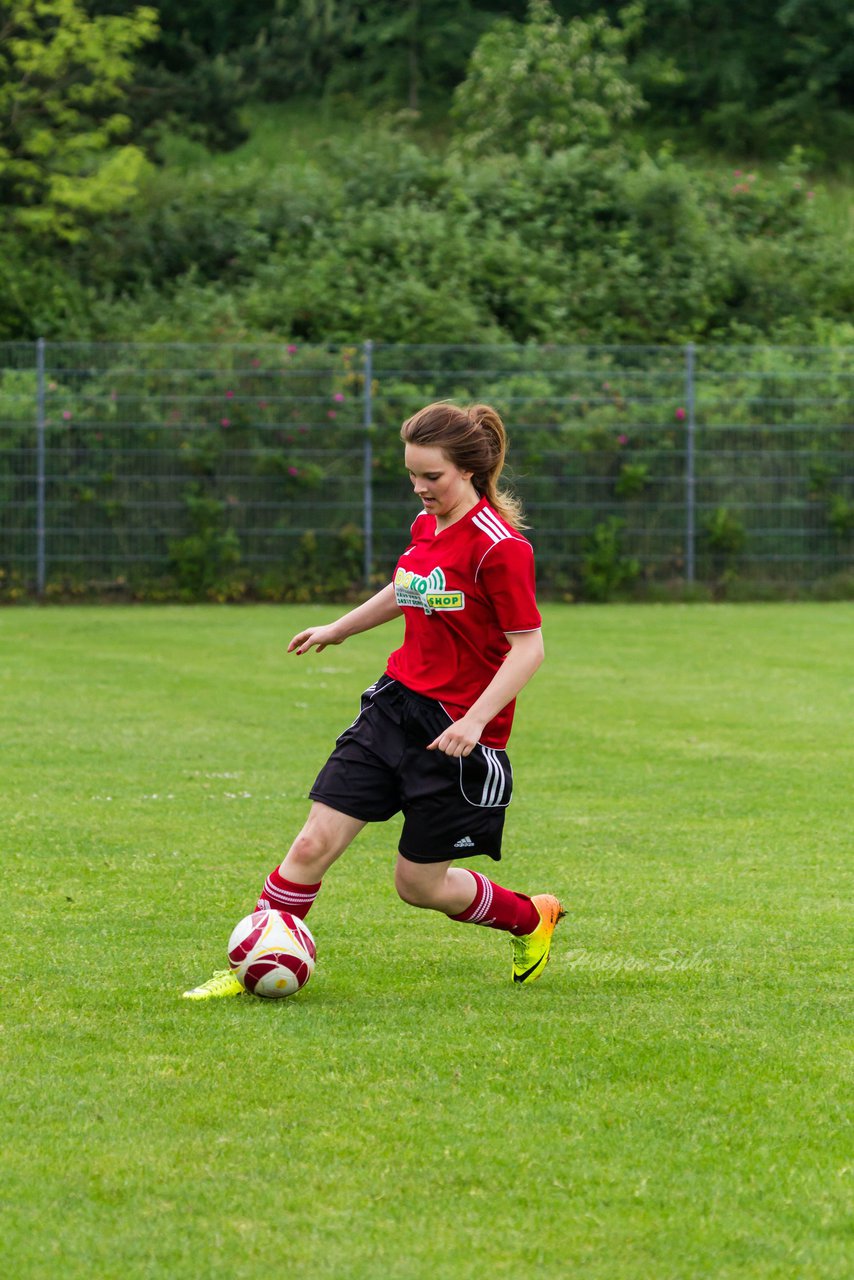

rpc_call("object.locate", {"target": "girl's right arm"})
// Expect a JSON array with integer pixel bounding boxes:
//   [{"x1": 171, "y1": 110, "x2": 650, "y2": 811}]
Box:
[{"x1": 288, "y1": 583, "x2": 402, "y2": 655}]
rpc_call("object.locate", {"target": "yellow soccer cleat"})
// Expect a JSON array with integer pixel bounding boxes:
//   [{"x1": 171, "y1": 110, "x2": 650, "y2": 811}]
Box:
[
  {"x1": 511, "y1": 894, "x2": 565, "y2": 985},
  {"x1": 182, "y1": 968, "x2": 244, "y2": 1000}
]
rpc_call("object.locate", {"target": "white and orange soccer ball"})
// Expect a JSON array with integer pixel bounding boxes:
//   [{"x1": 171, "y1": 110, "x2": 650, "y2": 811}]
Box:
[{"x1": 227, "y1": 909, "x2": 316, "y2": 998}]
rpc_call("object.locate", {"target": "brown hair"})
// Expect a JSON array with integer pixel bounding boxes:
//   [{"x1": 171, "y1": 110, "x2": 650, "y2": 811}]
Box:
[{"x1": 400, "y1": 401, "x2": 526, "y2": 530}]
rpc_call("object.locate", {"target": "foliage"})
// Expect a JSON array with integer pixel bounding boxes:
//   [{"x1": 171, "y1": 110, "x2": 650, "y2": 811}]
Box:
[
  {"x1": 827, "y1": 494, "x2": 854, "y2": 540},
  {"x1": 129, "y1": 46, "x2": 250, "y2": 155},
  {"x1": 547, "y1": 0, "x2": 854, "y2": 161},
  {"x1": 0, "y1": 0, "x2": 158, "y2": 241},
  {"x1": 452, "y1": 0, "x2": 644, "y2": 156},
  {"x1": 167, "y1": 489, "x2": 242, "y2": 597},
  {"x1": 47, "y1": 124, "x2": 848, "y2": 353},
  {"x1": 701, "y1": 505, "x2": 747, "y2": 589},
  {"x1": 0, "y1": 339, "x2": 851, "y2": 602},
  {"x1": 245, "y1": 0, "x2": 495, "y2": 112},
  {"x1": 581, "y1": 516, "x2": 641, "y2": 601},
  {"x1": 67, "y1": 1, "x2": 854, "y2": 163},
  {"x1": 0, "y1": 235, "x2": 91, "y2": 340}
]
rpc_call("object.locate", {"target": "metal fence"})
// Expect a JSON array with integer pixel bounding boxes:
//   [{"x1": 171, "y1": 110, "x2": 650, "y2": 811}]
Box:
[{"x1": 0, "y1": 340, "x2": 851, "y2": 599}]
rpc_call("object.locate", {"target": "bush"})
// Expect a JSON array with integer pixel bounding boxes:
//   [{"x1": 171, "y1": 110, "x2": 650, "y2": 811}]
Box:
[
  {"x1": 3, "y1": 112, "x2": 851, "y2": 350},
  {"x1": 451, "y1": 1, "x2": 644, "y2": 157},
  {"x1": 581, "y1": 517, "x2": 641, "y2": 601}
]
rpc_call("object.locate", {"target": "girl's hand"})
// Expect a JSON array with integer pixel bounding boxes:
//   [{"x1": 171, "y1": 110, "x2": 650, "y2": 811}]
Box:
[
  {"x1": 288, "y1": 625, "x2": 344, "y2": 656},
  {"x1": 426, "y1": 716, "x2": 483, "y2": 758}
]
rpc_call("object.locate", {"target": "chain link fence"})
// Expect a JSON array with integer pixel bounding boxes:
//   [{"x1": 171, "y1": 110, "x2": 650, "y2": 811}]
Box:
[{"x1": 0, "y1": 340, "x2": 851, "y2": 600}]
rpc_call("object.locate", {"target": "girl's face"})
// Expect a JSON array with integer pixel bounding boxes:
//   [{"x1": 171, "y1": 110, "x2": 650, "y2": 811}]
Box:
[{"x1": 404, "y1": 443, "x2": 478, "y2": 528}]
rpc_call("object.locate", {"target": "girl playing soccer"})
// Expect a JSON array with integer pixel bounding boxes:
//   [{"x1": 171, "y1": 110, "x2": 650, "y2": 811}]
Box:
[{"x1": 184, "y1": 402, "x2": 563, "y2": 997}]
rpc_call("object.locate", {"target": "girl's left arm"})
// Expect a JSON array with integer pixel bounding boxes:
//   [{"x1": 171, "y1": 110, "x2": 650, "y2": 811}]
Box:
[{"x1": 426, "y1": 629, "x2": 545, "y2": 758}]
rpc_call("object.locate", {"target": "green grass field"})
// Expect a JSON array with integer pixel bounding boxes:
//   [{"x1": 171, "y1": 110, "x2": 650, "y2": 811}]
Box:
[{"x1": 2, "y1": 603, "x2": 851, "y2": 1279}]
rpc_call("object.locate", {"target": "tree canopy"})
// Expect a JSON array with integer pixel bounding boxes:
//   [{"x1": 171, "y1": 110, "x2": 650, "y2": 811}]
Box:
[
  {"x1": 0, "y1": 0, "x2": 158, "y2": 240},
  {"x1": 78, "y1": 0, "x2": 854, "y2": 159},
  {"x1": 452, "y1": 1, "x2": 644, "y2": 156}
]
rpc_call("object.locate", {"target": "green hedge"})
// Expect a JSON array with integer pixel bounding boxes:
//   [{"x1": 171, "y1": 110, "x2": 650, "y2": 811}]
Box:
[{"x1": 7, "y1": 133, "x2": 852, "y2": 350}]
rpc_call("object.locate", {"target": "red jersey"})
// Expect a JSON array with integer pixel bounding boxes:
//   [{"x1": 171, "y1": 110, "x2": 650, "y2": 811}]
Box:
[{"x1": 386, "y1": 496, "x2": 541, "y2": 748}]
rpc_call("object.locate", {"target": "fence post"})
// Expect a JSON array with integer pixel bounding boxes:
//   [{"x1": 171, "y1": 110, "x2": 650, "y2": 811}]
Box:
[
  {"x1": 684, "y1": 342, "x2": 696, "y2": 583},
  {"x1": 362, "y1": 339, "x2": 374, "y2": 590},
  {"x1": 36, "y1": 336, "x2": 46, "y2": 597}
]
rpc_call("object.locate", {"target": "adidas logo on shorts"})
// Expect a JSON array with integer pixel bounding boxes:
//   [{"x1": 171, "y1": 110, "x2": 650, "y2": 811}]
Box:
[{"x1": 454, "y1": 835, "x2": 475, "y2": 848}]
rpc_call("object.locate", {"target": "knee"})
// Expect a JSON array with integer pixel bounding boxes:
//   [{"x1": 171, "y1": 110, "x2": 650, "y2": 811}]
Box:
[{"x1": 285, "y1": 829, "x2": 330, "y2": 876}]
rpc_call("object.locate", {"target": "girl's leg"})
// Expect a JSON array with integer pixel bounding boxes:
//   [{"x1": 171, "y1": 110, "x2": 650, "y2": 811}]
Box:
[
  {"x1": 394, "y1": 856, "x2": 539, "y2": 935},
  {"x1": 256, "y1": 802, "x2": 366, "y2": 919},
  {"x1": 182, "y1": 803, "x2": 365, "y2": 999},
  {"x1": 394, "y1": 854, "x2": 564, "y2": 985}
]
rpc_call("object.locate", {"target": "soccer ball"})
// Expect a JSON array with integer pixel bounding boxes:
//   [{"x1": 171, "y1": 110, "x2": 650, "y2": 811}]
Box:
[{"x1": 227, "y1": 909, "x2": 316, "y2": 999}]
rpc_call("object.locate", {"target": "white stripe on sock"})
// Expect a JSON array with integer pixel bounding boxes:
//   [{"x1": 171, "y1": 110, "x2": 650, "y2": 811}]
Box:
[{"x1": 471, "y1": 873, "x2": 494, "y2": 924}]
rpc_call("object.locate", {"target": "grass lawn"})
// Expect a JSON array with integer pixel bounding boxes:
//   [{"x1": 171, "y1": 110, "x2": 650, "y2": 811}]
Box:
[{"x1": 1, "y1": 603, "x2": 851, "y2": 1279}]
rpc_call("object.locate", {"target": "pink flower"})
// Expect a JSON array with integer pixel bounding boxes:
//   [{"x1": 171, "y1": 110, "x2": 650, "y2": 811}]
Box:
[
  {"x1": 807, "y1": 191, "x2": 815, "y2": 200},
  {"x1": 62, "y1": 410, "x2": 72, "y2": 421},
  {"x1": 251, "y1": 358, "x2": 261, "y2": 368},
  {"x1": 327, "y1": 410, "x2": 337, "y2": 419},
  {"x1": 733, "y1": 169, "x2": 742, "y2": 177},
  {"x1": 333, "y1": 392, "x2": 345, "y2": 402},
  {"x1": 288, "y1": 466, "x2": 299, "y2": 477},
  {"x1": 287, "y1": 344, "x2": 298, "y2": 355},
  {"x1": 225, "y1": 389, "x2": 234, "y2": 399},
  {"x1": 220, "y1": 418, "x2": 230, "y2": 428},
  {"x1": 675, "y1": 407, "x2": 686, "y2": 422},
  {"x1": 617, "y1": 433, "x2": 628, "y2": 446}
]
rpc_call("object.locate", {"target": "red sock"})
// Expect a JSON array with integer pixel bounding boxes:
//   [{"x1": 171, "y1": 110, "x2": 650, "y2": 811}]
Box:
[
  {"x1": 449, "y1": 871, "x2": 539, "y2": 936},
  {"x1": 255, "y1": 866, "x2": 321, "y2": 920}
]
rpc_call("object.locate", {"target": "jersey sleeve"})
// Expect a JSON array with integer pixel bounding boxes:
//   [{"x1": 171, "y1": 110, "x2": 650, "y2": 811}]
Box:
[{"x1": 476, "y1": 537, "x2": 542, "y2": 633}]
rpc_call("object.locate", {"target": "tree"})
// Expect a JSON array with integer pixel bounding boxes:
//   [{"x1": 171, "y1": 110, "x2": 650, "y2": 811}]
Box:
[
  {"x1": 0, "y1": 0, "x2": 158, "y2": 240},
  {"x1": 555, "y1": 0, "x2": 854, "y2": 158},
  {"x1": 451, "y1": 0, "x2": 644, "y2": 157},
  {"x1": 248, "y1": 1, "x2": 496, "y2": 112}
]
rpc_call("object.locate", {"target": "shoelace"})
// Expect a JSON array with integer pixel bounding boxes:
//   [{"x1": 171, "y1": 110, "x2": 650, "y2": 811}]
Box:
[{"x1": 201, "y1": 969, "x2": 236, "y2": 990}]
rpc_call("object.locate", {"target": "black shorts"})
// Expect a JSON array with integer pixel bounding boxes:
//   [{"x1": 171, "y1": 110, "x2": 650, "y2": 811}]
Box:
[{"x1": 309, "y1": 675, "x2": 513, "y2": 863}]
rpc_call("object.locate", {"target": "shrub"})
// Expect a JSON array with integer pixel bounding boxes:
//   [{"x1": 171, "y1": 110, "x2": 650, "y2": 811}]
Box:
[
  {"x1": 581, "y1": 517, "x2": 641, "y2": 601},
  {"x1": 451, "y1": 0, "x2": 644, "y2": 157}
]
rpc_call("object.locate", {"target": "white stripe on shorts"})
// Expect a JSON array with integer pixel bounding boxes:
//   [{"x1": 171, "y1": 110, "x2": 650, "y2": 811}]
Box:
[{"x1": 480, "y1": 747, "x2": 506, "y2": 807}]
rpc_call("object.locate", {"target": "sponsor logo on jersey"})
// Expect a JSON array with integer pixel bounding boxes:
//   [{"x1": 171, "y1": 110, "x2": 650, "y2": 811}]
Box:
[{"x1": 394, "y1": 566, "x2": 465, "y2": 614}]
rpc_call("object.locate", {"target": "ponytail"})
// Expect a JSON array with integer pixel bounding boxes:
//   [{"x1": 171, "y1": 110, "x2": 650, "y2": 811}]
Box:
[{"x1": 400, "y1": 401, "x2": 527, "y2": 530}]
